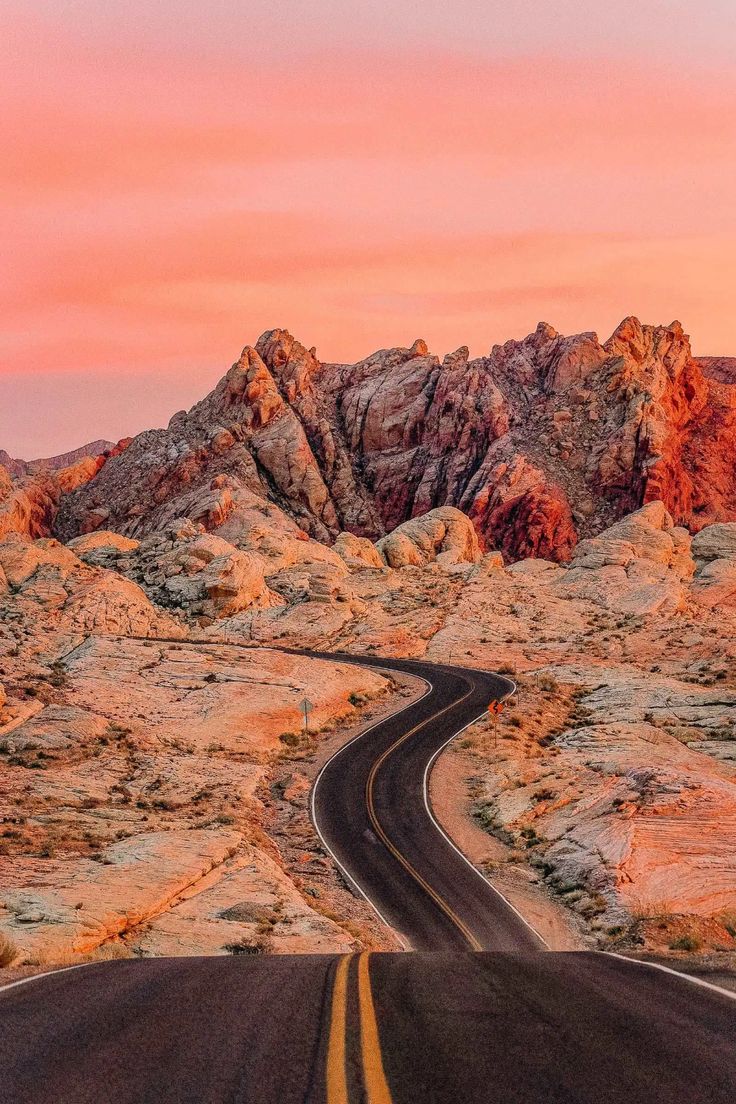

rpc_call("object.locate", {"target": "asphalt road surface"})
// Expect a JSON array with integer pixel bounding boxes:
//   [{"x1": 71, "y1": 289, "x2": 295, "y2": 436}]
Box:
[
  {"x1": 2, "y1": 951, "x2": 735, "y2": 1103},
  {"x1": 308, "y1": 652, "x2": 541, "y2": 952},
  {"x1": 2, "y1": 652, "x2": 734, "y2": 1103}
]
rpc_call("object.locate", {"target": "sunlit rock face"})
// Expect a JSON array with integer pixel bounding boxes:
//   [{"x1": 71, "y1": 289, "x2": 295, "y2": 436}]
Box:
[{"x1": 46, "y1": 318, "x2": 736, "y2": 564}]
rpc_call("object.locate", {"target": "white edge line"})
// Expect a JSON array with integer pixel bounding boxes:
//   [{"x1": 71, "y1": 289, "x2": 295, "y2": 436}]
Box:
[
  {"x1": 311, "y1": 658, "x2": 549, "y2": 953},
  {"x1": 310, "y1": 674, "x2": 434, "y2": 952},
  {"x1": 0, "y1": 962, "x2": 94, "y2": 998},
  {"x1": 603, "y1": 951, "x2": 736, "y2": 1003},
  {"x1": 421, "y1": 677, "x2": 551, "y2": 952}
]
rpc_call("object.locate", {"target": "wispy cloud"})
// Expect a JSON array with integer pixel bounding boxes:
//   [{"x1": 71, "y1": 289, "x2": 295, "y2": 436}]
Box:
[{"x1": 2, "y1": 4, "x2": 736, "y2": 454}]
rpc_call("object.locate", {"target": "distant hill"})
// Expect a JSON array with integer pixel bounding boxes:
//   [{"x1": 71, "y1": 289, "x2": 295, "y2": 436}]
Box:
[
  {"x1": 695, "y1": 356, "x2": 736, "y2": 385},
  {"x1": 0, "y1": 440, "x2": 116, "y2": 478}
]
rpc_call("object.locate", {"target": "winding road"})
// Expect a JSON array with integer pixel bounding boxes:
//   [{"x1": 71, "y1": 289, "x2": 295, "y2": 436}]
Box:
[
  {"x1": 308, "y1": 652, "x2": 541, "y2": 952},
  {"x1": 1, "y1": 651, "x2": 735, "y2": 1104}
]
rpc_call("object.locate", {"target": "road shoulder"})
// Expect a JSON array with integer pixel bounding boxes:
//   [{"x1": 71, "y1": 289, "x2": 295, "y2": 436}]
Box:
[{"x1": 429, "y1": 740, "x2": 587, "y2": 950}]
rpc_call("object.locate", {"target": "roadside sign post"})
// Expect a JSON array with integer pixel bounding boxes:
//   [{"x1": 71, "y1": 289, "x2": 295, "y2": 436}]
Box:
[
  {"x1": 299, "y1": 697, "x2": 315, "y2": 737},
  {"x1": 488, "y1": 700, "x2": 504, "y2": 749}
]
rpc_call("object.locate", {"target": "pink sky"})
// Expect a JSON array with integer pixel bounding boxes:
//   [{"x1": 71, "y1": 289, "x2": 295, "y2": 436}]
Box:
[{"x1": 2, "y1": 1, "x2": 736, "y2": 457}]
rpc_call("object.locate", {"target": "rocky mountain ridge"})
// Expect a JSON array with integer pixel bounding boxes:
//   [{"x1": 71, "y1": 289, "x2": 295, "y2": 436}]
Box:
[
  {"x1": 0, "y1": 440, "x2": 130, "y2": 542},
  {"x1": 0, "y1": 440, "x2": 116, "y2": 479},
  {"x1": 2, "y1": 318, "x2": 735, "y2": 969},
  {"x1": 47, "y1": 317, "x2": 736, "y2": 563}
]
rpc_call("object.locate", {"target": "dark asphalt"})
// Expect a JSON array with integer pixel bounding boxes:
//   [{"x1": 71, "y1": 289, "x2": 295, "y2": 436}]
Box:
[
  {"x1": 308, "y1": 653, "x2": 541, "y2": 952},
  {"x1": 2, "y1": 952, "x2": 735, "y2": 1103},
  {"x1": 1, "y1": 650, "x2": 734, "y2": 1103}
]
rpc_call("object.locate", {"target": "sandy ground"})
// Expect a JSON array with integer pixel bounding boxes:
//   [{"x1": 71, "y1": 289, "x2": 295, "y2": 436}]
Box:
[
  {"x1": 262, "y1": 666, "x2": 427, "y2": 952},
  {"x1": 430, "y1": 743, "x2": 586, "y2": 950}
]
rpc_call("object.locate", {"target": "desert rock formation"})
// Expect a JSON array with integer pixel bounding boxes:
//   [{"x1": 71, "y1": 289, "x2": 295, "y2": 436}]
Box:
[
  {"x1": 0, "y1": 440, "x2": 130, "y2": 542},
  {"x1": 2, "y1": 314, "x2": 736, "y2": 967},
  {"x1": 50, "y1": 319, "x2": 736, "y2": 564},
  {"x1": 0, "y1": 440, "x2": 116, "y2": 478}
]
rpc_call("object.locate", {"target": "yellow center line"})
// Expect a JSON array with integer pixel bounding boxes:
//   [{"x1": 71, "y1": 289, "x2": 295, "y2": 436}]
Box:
[
  {"x1": 326, "y1": 954, "x2": 353, "y2": 1104},
  {"x1": 365, "y1": 685, "x2": 484, "y2": 951},
  {"x1": 325, "y1": 678, "x2": 501, "y2": 1101},
  {"x1": 357, "y1": 953, "x2": 394, "y2": 1104}
]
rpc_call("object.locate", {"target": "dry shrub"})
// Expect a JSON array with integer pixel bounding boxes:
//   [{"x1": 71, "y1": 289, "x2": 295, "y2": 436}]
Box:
[
  {"x1": 629, "y1": 897, "x2": 675, "y2": 921},
  {"x1": 0, "y1": 932, "x2": 19, "y2": 967}
]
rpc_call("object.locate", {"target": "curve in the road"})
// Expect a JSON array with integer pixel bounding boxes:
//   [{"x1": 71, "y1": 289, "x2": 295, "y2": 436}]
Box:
[
  {"x1": 120, "y1": 637, "x2": 543, "y2": 951},
  {"x1": 3, "y1": 643, "x2": 736, "y2": 1104},
  {"x1": 306, "y1": 651, "x2": 545, "y2": 954}
]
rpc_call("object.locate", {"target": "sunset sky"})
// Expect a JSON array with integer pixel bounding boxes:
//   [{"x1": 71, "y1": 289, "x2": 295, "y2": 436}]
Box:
[{"x1": 2, "y1": 1, "x2": 736, "y2": 457}]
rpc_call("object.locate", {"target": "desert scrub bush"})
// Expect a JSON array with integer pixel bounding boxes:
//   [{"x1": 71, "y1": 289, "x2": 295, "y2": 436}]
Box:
[
  {"x1": 536, "y1": 673, "x2": 560, "y2": 693},
  {"x1": 279, "y1": 731, "x2": 300, "y2": 748},
  {"x1": 92, "y1": 941, "x2": 134, "y2": 962},
  {"x1": 0, "y1": 932, "x2": 19, "y2": 967},
  {"x1": 48, "y1": 661, "x2": 68, "y2": 688},
  {"x1": 168, "y1": 737, "x2": 195, "y2": 753},
  {"x1": 473, "y1": 802, "x2": 497, "y2": 831},
  {"x1": 670, "y1": 727, "x2": 700, "y2": 744},
  {"x1": 719, "y1": 912, "x2": 736, "y2": 938},
  {"x1": 151, "y1": 798, "x2": 178, "y2": 812},
  {"x1": 496, "y1": 663, "x2": 516, "y2": 676},
  {"x1": 533, "y1": 787, "x2": 556, "y2": 803},
  {"x1": 578, "y1": 893, "x2": 608, "y2": 917},
  {"x1": 224, "y1": 935, "x2": 272, "y2": 955},
  {"x1": 554, "y1": 881, "x2": 584, "y2": 896},
  {"x1": 669, "y1": 934, "x2": 701, "y2": 953},
  {"x1": 519, "y1": 826, "x2": 545, "y2": 847},
  {"x1": 531, "y1": 857, "x2": 556, "y2": 878}
]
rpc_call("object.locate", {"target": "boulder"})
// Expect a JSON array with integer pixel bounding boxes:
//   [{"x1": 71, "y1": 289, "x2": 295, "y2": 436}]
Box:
[
  {"x1": 68, "y1": 531, "x2": 140, "y2": 556},
  {"x1": 569, "y1": 502, "x2": 694, "y2": 577},
  {"x1": 690, "y1": 559, "x2": 736, "y2": 608},
  {"x1": 557, "y1": 503, "x2": 690, "y2": 614},
  {"x1": 64, "y1": 573, "x2": 185, "y2": 636},
  {"x1": 376, "y1": 507, "x2": 481, "y2": 568},
  {"x1": 0, "y1": 534, "x2": 82, "y2": 587},
  {"x1": 333, "y1": 532, "x2": 385, "y2": 569},
  {"x1": 200, "y1": 551, "x2": 272, "y2": 615},
  {"x1": 691, "y1": 523, "x2": 736, "y2": 565}
]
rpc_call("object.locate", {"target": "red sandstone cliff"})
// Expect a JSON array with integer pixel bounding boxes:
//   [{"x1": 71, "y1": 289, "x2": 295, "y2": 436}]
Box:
[{"x1": 50, "y1": 319, "x2": 736, "y2": 561}]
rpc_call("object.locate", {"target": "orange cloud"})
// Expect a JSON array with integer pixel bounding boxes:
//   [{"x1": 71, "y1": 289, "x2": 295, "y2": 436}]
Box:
[{"x1": 2, "y1": 6, "x2": 736, "y2": 456}]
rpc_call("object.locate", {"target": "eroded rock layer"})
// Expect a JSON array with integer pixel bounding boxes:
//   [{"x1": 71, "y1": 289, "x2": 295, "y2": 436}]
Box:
[{"x1": 49, "y1": 319, "x2": 736, "y2": 562}]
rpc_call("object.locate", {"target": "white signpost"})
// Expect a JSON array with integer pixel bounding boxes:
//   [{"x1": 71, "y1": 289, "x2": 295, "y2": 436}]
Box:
[{"x1": 299, "y1": 697, "x2": 315, "y2": 736}]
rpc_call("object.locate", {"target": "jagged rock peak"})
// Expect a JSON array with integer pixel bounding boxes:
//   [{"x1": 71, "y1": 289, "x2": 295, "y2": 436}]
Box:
[{"x1": 33, "y1": 316, "x2": 736, "y2": 566}]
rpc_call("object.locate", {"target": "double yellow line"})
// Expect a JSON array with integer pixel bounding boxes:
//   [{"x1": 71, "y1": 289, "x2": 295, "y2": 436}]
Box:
[
  {"x1": 326, "y1": 953, "x2": 393, "y2": 1104},
  {"x1": 365, "y1": 684, "x2": 483, "y2": 952},
  {"x1": 325, "y1": 678, "x2": 489, "y2": 1099}
]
